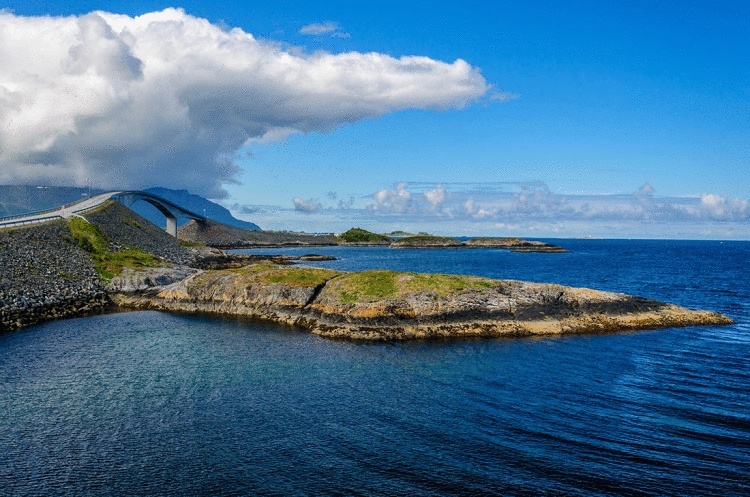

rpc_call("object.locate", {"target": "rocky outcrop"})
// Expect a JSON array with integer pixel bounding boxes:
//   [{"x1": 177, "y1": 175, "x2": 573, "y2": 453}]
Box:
[
  {"x1": 465, "y1": 238, "x2": 567, "y2": 252},
  {"x1": 390, "y1": 236, "x2": 464, "y2": 248},
  {"x1": 179, "y1": 220, "x2": 338, "y2": 248},
  {"x1": 190, "y1": 252, "x2": 337, "y2": 270},
  {"x1": 111, "y1": 264, "x2": 733, "y2": 341},
  {"x1": 0, "y1": 199, "x2": 337, "y2": 332},
  {"x1": 107, "y1": 267, "x2": 200, "y2": 293},
  {"x1": 0, "y1": 221, "x2": 109, "y2": 332},
  {"x1": 85, "y1": 201, "x2": 195, "y2": 265}
]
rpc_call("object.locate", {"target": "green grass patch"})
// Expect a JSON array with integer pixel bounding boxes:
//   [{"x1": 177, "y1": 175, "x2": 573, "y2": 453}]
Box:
[
  {"x1": 94, "y1": 248, "x2": 159, "y2": 282},
  {"x1": 398, "y1": 272, "x2": 497, "y2": 296},
  {"x1": 262, "y1": 267, "x2": 339, "y2": 287},
  {"x1": 67, "y1": 217, "x2": 109, "y2": 254},
  {"x1": 392, "y1": 235, "x2": 458, "y2": 246},
  {"x1": 336, "y1": 227, "x2": 391, "y2": 243},
  {"x1": 328, "y1": 270, "x2": 500, "y2": 304},
  {"x1": 227, "y1": 261, "x2": 340, "y2": 288},
  {"x1": 66, "y1": 217, "x2": 159, "y2": 281},
  {"x1": 178, "y1": 239, "x2": 205, "y2": 248},
  {"x1": 122, "y1": 219, "x2": 142, "y2": 229},
  {"x1": 468, "y1": 237, "x2": 523, "y2": 243},
  {"x1": 333, "y1": 270, "x2": 398, "y2": 304}
]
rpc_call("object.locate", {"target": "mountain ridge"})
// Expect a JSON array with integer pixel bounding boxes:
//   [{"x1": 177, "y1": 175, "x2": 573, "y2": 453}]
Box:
[{"x1": 0, "y1": 185, "x2": 260, "y2": 231}]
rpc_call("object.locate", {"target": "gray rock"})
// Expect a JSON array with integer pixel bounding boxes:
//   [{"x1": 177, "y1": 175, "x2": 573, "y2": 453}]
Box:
[{"x1": 108, "y1": 267, "x2": 198, "y2": 293}]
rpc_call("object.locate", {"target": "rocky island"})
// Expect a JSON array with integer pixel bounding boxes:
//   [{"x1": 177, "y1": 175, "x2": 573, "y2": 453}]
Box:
[
  {"x1": 177, "y1": 223, "x2": 567, "y2": 252},
  {"x1": 111, "y1": 263, "x2": 731, "y2": 341},
  {"x1": 1, "y1": 200, "x2": 733, "y2": 338}
]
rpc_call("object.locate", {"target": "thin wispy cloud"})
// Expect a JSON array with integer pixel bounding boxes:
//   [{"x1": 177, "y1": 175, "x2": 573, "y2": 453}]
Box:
[
  {"x1": 0, "y1": 9, "x2": 487, "y2": 197},
  {"x1": 489, "y1": 90, "x2": 521, "y2": 102},
  {"x1": 299, "y1": 21, "x2": 350, "y2": 38}
]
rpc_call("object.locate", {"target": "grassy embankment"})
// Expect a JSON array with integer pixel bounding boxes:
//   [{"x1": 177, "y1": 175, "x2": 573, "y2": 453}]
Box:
[{"x1": 66, "y1": 217, "x2": 158, "y2": 281}]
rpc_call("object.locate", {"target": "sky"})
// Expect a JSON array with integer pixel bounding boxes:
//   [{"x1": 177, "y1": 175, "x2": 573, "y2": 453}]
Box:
[{"x1": 1, "y1": 1, "x2": 749, "y2": 238}]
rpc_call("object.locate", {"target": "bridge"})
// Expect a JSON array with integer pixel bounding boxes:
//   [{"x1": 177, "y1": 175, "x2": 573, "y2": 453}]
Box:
[{"x1": 0, "y1": 190, "x2": 206, "y2": 237}]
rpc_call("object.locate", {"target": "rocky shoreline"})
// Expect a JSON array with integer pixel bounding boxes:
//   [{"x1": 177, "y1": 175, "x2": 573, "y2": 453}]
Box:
[
  {"x1": 0, "y1": 221, "x2": 110, "y2": 331},
  {"x1": 177, "y1": 220, "x2": 567, "y2": 252},
  {"x1": 1, "y1": 202, "x2": 733, "y2": 339},
  {"x1": 109, "y1": 264, "x2": 733, "y2": 341}
]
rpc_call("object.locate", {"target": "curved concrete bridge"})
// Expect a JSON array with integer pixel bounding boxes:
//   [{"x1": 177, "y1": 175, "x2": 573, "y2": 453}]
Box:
[{"x1": 0, "y1": 190, "x2": 206, "y2": 236}]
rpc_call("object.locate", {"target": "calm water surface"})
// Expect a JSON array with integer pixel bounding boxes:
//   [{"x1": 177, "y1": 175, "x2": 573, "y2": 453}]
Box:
[{"x1": 1, "y1": 240, "x2": 749, "y2": 495}]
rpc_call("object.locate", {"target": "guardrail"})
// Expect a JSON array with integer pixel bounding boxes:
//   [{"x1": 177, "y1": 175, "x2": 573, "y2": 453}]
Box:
[
  {"x1": 0, "y1": 190, "x2": 206, "y2": 232},
  {"x1": 0, "y1": 206, "x2": 66, "y2": 223},
  {"x1": 0, "y1": 214, "x2": 63, "y2": 229},
  {"x1": 0, "y1": 194, "x2": 102, "y2": 223},
  {"x1": 0, "y1": 194, "x2": 113, "y2": 230}
]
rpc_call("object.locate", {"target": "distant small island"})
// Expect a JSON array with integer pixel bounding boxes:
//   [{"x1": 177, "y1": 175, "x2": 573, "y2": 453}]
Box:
[{"x1": 179, "y1": 224, "x2": 568, "y2": 253}]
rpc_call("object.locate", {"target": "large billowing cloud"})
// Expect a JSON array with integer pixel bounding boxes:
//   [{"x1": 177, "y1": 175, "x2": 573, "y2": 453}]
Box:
[{"x1": 0, "y1": 9, "x2": 488, "y2": 197}]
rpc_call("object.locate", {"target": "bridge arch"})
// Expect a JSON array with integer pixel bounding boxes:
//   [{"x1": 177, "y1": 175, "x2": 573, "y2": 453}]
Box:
[{"x1": 113, "y1": 191, "x2": 206, "y2": 236}]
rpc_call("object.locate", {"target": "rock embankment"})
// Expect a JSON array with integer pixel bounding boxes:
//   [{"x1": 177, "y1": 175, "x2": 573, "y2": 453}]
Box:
[
  {"x1": 179, "y1": 220, "x2": 338, "y2": 248},
  {"x1": 111, "y1": 263, "x2": 733, "y2": 341},
  {"x1": 0, "y1": 199, "x2": 341, "y2": 332},
  {"x1": 0, "y1": 221, "x2": 109, "y2": 332},
  {"x1": 85, "y1": 201, "x2": 196, "y2": 265},
  {"x1": 1, "y1": 201, "x2": 209, "y2": 332}
]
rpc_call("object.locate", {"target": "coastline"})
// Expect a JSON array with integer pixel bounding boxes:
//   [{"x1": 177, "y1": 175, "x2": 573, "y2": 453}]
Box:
[
  {"x1": 177, "y1": 220, "x2": 568, "y2": 252},
  {"x1": 108, "y1": 264, "x2": 733, "y2": 341},
  {"x1": 0, "y1": 203, "x2": 732, "y2": 338}
]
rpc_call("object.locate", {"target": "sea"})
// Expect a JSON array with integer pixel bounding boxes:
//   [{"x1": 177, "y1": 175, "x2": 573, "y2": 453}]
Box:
[{"x1": 1, "y1": 239, "x2": 748, "y2": 496}]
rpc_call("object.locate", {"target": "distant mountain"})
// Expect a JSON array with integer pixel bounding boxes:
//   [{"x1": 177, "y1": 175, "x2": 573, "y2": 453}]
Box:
[
  {"x1": 139, "y1": 187, "x2": 260, "y2": 231},
  {"x1": 0, "y1": 185, "x2": 260, "y2": 231},
  {"x1": 0, "y1": 185, "x2": 105, "y2": 217}
]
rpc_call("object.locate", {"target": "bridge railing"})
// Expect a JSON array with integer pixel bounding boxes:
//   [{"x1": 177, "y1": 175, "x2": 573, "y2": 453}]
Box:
[
  {"x1": 0, "y1": 214, "x2": 63, "y2": 229},
  {"x1": 1, "y1": 190, "x2": 206, "y2": 232},
  {"x1": 0, "y1": 194, "x2": 103, "y2": 224},
  {"x1": 0, "y1": 205, "x2": 66, "y2": 223}
]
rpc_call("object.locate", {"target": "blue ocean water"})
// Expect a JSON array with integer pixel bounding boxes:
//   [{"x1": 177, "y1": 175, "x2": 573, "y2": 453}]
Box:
[{"x1": 1, "y1": 240, "x2": 749, "y2": 496}]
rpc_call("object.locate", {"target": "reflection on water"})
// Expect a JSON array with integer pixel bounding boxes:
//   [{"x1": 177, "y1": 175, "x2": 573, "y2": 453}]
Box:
[{"x1": 1, "y1": 240, "x2": 749, "y2": 495}]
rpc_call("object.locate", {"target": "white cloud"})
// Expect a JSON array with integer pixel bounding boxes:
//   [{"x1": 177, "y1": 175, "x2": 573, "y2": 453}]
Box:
[
  {"x1": 299, "y1": 21, "x2": 350, "y2": 38},
  {"x1": 489, "y1": 90, "x2": 520, "y2": 102},
  {"x1": 233, "y1": 181, "x2": 750, "y2": 238},
  {"x1": 292, "y1": 197, "x2": 322, "y2": 213},
  {"x1": 700, "y1": 193, "x2": 749, "y2": 219},
  {"x1": 370, "y1": 182, "x2": 412, "y2": 213},
  {"x1": 464, "y1": 197, "x2": 476, "y2": 215},
  {"x1": 359, "y1": 181, "x2": 750, "y2": 228},
  {"x1": 0, "y1": 9, "x2": 488, "y2": 197},
  {"x1": 424, "y1": 184, "x2": 446, "y2": 210}
]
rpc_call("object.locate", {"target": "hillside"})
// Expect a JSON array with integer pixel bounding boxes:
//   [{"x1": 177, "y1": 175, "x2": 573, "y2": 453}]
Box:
[
  {"x1": 0, "y1": 185, "x2": 260, "y2": 232},
  {"x1": 138, "y1": 187, "x2": 260, "y2": 231},
  {"x1": 178, "y1": 219, "x2": 337, "y2": 247}
]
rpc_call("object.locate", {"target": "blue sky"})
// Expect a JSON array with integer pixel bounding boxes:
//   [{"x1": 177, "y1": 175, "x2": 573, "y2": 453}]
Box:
[{"x1": 1, "y1": 1, "x2": 749, "y2": 238}]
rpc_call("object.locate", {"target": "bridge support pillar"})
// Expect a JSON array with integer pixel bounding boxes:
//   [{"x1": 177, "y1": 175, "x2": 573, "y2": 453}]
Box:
[{"x1": 165, "y1": 215, "x2": 177, "y2": 237}]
